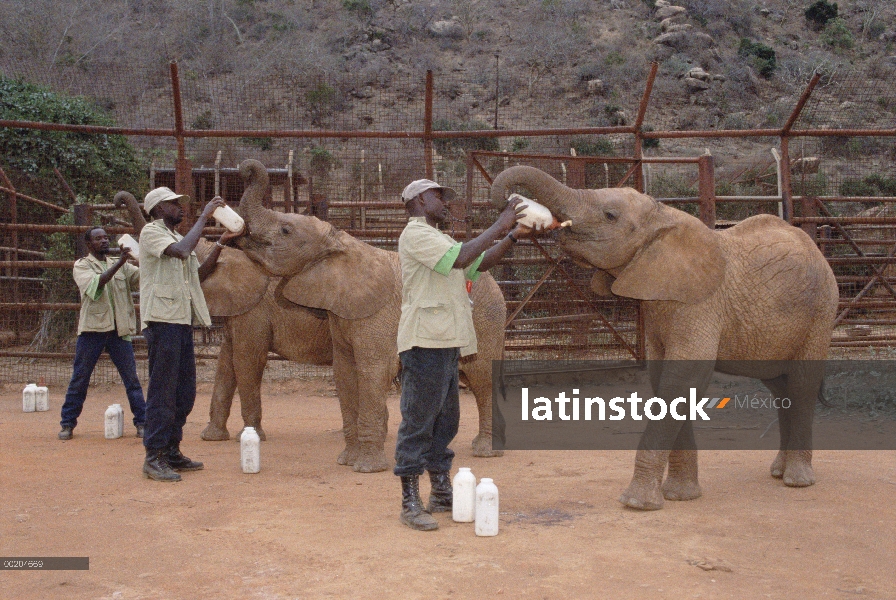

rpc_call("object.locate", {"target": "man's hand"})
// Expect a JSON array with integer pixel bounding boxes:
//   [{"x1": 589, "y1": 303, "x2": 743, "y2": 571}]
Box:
[
  {"x1": 218, "y1": 228, "x2": 244, "y2": 246},
  {"x1": 117, "y1": 246, "x2": 134, "y2": 263},
  {"x1": 496, "y1": 196, "x2": 527, "y2": 233},
  {"x1": 201, "y1": 196, "x2": 227, "y2": 221}
]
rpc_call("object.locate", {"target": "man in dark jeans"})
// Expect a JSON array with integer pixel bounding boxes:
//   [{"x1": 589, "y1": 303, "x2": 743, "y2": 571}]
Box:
[
  {"x1": 395, "y1": 179, "x2": 526, "y2": 530},
  {"x1": 59, "y1": 227, "x2": 145, "y2": 440},
  {"x1": 139, "y1": 188, "x2": 241, "y2": 482}
]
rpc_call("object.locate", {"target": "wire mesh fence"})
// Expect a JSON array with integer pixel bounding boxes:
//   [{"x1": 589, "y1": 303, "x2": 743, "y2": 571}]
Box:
[{"x1": 4, "y1": 60, "x2": 896, "y2": 384}]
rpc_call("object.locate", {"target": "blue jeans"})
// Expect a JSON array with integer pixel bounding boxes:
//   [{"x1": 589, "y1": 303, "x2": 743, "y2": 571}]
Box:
[
  {"x1": 60, "y1": 331, "x2": 146, "y2": 429},
  {"x1": 143, "y1": 322, "x2": 196, "y2": 451},
  {"x1": 394, "y1": 347, "x2": 460, "y2": 477}
]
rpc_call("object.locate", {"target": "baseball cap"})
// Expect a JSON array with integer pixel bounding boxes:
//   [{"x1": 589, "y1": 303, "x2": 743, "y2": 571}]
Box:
[
  {"x1": 401, "y1": 179, "x2": 457, "y2": 203},
  {"x1": 144, "y1": 187, "x2": 189, "y2": 215}
]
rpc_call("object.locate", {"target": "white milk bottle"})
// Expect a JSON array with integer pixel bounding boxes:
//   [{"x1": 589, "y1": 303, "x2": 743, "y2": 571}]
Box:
[
  {"x1": 241, "y1": 427, "x2": 261, "y2": 473},
  {"x1": 34, "y1": 384, "x2": 50, "y2": 412},
  {"x1": 212, "y1": 204, "x2": 245, "y2": 233},
  {"x1": 105, "y1": 404, "x2": 123, "y2": 439},
  {"x1": 117, "y1": 234, "x2": 139, "y2": 260},
  {"x1": 22, "y1": 383, "x2": 37, "y2": 412},
  {"x1": 114, "y1": 404, "x2": 124, "y2": 437},
  {"x1": 475, "y1": 478, "x2": 500, "y2": 536},
  {"x1": 452, "y1": 467, "x2": 477, "y2": 523},
  {"x1": 508, "y1": 193, "x2": 555, "y2": 229}
]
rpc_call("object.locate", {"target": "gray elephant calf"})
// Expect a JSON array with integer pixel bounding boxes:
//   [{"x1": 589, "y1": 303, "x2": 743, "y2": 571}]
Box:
[{"x1": 491, "y1": 165, "x2": 839, "y2": 510}]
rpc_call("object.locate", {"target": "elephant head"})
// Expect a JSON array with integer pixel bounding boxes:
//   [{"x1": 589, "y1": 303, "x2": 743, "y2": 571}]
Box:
[
  {"x1": 489, "y1": 166, "x2": 725, "y2": 305},
  {"x1": 113, "y1": 191, "x2": 148, "y2": 236},
  {"x1": 195, "y1": 239, "x2": 270, "y2": 318},
  {"x1": 235, "y1": 159, "x2": 394, "y2": 319}
]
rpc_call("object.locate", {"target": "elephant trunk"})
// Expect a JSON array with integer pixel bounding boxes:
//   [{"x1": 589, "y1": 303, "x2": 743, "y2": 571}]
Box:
[
  {"x1": 489, "y1": 165, "x2": 585, "y2": 222},
  {"x1": 237, "y1": 159, "x2": 278, "y2": 236},
  {"x1": 113, "y1": 191, "x2": 147, "y2": 236}
]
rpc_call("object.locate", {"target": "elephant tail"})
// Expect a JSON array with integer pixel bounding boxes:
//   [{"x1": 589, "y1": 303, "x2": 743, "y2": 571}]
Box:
[{"x1": 817, "y1": 378, "x2": 832, "y2": 408}]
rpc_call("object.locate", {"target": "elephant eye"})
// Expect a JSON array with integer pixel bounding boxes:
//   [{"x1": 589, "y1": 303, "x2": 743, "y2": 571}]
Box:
[
  {"x1": 604, "y1": 211, "x2": 618, "y2": 222},
  {"x1": 280, "y1": 226, "x2": 290, "y2": 235}
]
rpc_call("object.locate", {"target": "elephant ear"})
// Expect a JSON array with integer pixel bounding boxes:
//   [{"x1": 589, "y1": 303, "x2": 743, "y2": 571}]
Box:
[
  {"x1": 198, "y1": 243, "x2": 270, "y2": 317},
  {"x1": 590, "y1": 270, "x2": 616, "y2": 297},
  {"x1": 610, "y1": 221, "x2": 725, "y2": 304},
  {"x1": 278, "y1": 232, "x2": 396, "y2": 320}
]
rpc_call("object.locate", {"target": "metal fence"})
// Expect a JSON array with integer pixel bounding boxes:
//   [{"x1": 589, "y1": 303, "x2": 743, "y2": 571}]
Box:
[{"x1": 2, "y1": 60, "x2": 896, "y2": 383}]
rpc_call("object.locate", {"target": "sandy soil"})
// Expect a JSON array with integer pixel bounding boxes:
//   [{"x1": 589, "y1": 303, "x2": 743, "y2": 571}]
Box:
[{"x1": 2, "y1": 379, "x2": 894, "y2": 600}]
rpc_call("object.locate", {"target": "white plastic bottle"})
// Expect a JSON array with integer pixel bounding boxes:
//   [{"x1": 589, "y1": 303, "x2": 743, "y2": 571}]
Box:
[
  {"x1": 475, "y1": 478, "x2": 500, "y2": 536},
  {"x1": 34, "y1": 384, "x2": 50, "y2": 412},
  {"x1": 212, "y1": 204, "x2": 246, "y2": 234},
  {"x1": 240, "y1": 427, "x2": 261, "y2": 473},
  {"x1": 104, "y1": 404, "x2": 123, "y2": 439},
  {"x1": 117, "y1": 233, "x2": 140, "y2": 260},
  {"x1": 508, "y1": 193, "x2": 555, "y2": 229},
  {"x1": 452, "y1": 467, "x2": 477, "y2": 523},
  {"x1": 22, "y1": 383, "x2": 37, "y2": 413}
]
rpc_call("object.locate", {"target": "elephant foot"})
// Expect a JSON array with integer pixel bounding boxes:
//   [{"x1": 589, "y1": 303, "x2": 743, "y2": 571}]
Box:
[
  {"x1": 662, "y1": 477, "x2": 702, "y2": 502},
  {"x1": 352, "y1": 445, "x2": 389, "y2": 473},
  {"x1": 783, "y1": 462, "x2": 816, "y2": 488},
  {"x1": 200, "y1": 423, "x2": 230, "y2": 441},
  {"x1": 618, "y1": 480, "x2": 665, "y2": 511},
  {"x1": 236, "y1": 426, "x2": 266, "y2": 442},
  {"x1": 770, "y1": 451, "x2": 786, "y2": 479},
  {"x1": 337, "y1": 445, "x2": 360, "y2": 466},
  {"x1": 471, "y1": 433, "x2": 504, "y2": 458}
]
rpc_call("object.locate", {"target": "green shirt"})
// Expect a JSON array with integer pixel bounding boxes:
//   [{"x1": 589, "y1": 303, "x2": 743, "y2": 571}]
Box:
[
  {"x1": 73, "y1": 254, "x2": 139, "y2": 338},
  {"x1": 396, "y1": 217, "x2": 484, "y2": 357},
  {"x1": 138, "y1": 219, "x2": 212, "y2": 331}
]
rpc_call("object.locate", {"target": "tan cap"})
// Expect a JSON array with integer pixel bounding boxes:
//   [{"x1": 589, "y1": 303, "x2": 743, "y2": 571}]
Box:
[
  {"x1": 401, "y1": 179, "x2": 456, "y2": 203},
  {"x1": 144, "y1": 187, "x2": 189, "y2": 215}
]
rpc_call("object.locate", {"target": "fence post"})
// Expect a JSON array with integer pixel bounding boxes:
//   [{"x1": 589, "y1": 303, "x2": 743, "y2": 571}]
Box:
[
  {"x1": 424, "y1": 70, "x2": 434, "y2": 179},
  {"x1": 632, "y1": 62, "x2": 659, "y2": 194},
  {"x1": 0, "y1": 168, "x2": 20, "y2": 343},
  {"x1": 73, "y1": 205, "x2": 93, "y2": 259},
  {"x1": 697, "y1": 153, "x2": 716, "y2": 228},
  {"x1": 170, "y1": 61, "x2": 194, "y2": 230}
]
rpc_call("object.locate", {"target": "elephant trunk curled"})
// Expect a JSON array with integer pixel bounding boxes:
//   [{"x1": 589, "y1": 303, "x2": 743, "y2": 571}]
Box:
[
  {"x1": 237, "y1": 159, "x2": 278, "y2": 236},
  {"x1": 489, "y1": 165, "x2": 585, "y2": 219},
  {"x1": 113, "y1": 191, "x2": 147, "y2": 236}
]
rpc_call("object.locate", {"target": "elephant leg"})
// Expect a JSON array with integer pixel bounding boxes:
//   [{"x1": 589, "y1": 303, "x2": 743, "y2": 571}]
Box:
[
  {"x1": 662, "y1": 422, "x2": 702, "y2": 501},
  {"x1": 201, "y1": 327, "x2": 235, "y2": 441},
  {"x1": 332, "y1": 347, "x2": 361, "y2": 467},
  {"x1": 351, "y1": 357, "x2": 393, "y2": 473},
  {"x1": 234, "y1": 345, "x2": 269, "y2": 442},
  {"x1": 763, "y1": 374, "x2": 816, "y2": 487},
  {"x1": 620, "y1": 359, "x2": 714, "y2": 511},
  {"x1": 460, "y1": 360, "x2": 504, "y2": 458}
]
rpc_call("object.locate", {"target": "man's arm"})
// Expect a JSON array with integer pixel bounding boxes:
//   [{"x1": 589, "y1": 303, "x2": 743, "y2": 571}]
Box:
[
  {"x1": 453, "y1": 197, "x2": 525, "y2": 269},
  {"x1": 96, "y1": 248, "x2": 133, "y2": 290},
  {"x1": 198, "y1": 228, "x2": 245, "y2": 282},
  {"x1": 163, "y1": 197, "x2": 227, "y2": 259}
]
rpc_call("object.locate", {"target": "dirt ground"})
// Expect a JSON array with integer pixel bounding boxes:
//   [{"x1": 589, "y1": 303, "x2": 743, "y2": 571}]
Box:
[{"x1": 2, "y1": 378, "x2": 895, "y2": 600}]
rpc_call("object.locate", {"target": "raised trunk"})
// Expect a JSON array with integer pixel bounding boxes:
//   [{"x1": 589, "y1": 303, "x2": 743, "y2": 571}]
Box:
[
  {"x1": 489, "y1": 165, "x2": 585, "y2": 223},
  {"x1": 237, "y1": 159, "x2": 278, "y2": 235},
  {"x1": 113, "y1": 191, "x2": 147, "y2": 235}
]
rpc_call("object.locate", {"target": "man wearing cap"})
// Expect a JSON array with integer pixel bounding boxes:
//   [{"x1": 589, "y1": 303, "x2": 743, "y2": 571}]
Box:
[
  {"x1": 395, "y1": 178, "x2": 526, "y2": 530},
  {"x1": 58, "y1": 227, "x2": 145, "y2": 441},
  {"x1": 139, "y1": 188, "x2": 241, "y2": 482}
]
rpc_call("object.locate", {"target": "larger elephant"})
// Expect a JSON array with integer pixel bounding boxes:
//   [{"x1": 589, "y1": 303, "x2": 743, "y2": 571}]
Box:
[
  {"x1": 490, "y1": 165, "x2": 839, "y2": 510},
  {"x1": 116, "y1": 187, "x2": 506, "y2": 471}
]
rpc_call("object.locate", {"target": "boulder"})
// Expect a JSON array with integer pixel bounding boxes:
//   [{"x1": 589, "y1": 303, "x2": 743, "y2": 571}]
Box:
[
  {"x1": 791, "y1": 157, "x2": 820, "y2": 174},
  {"x1": 686, "y1": 67, "x2": 711, "y2": 82},
  {"x1": 656, "y1": 6, "x2": 687, "y2": 19},
  {"x1": 684, "y1": 77, "x2": 711, "y2": 92},
  {"x1": 660, "y1": 17, "x2": 684, "y2": 31},
  {"x1": 585, "y1": 79, "x2": 605, "y2": 96},
  {"x1": 654, "y1": 31, "x2": 714, "y2": 50},
  {"x1": 428, "y1": 19, "x2": 464, "y2": 39}
]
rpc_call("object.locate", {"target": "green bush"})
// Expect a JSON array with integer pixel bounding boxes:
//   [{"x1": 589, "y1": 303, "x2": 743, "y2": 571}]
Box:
[
  {"x1": 840, "y1": 174, "x2": 896, "y2": 197},
  {"x1": 822, "y1": 18, "x2": 854, "y2": 50},
  {"x1": 571, "y1": 137, "x2": 615, "y2": 156},
  {"x1": 805, "y1": 1, "x2": 838, "y2": 30},
  {"x1": 342, "y1": 0, "x2": 371, "y2": 14},
  {"x1": 0, "y1": 75, "x2": 143, "y2": 200},
  {"x1": 737, "y1": 38, "x2": 777, "y2": 78}
]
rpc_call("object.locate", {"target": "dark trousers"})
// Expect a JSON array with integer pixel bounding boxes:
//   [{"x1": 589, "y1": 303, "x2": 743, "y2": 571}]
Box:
[
  {"x1": 143, "y1": 322, "x2": 196, "y2": 451},
  {"x1": 394, "y1": 347, "x2": 460, "y2": 477},
  {"x1": 60, "y1": 331, "x2": 146, "y2": 429}
]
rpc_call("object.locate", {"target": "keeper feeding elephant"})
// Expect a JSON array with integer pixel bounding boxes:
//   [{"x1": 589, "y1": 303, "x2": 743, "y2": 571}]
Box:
[{"x1": 489, "y1": 165, "x2": 839, "y2": 511}]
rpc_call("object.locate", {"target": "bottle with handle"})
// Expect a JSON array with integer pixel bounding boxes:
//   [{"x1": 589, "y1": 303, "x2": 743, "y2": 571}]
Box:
[
  {"x1": 212, "y1": 204, "x2": 246, "y2": 234},
  {"x1": 475, "y1": 478, "x2": 500, "y2": 536},
  {"x1": 22, "y1": 383, "x2": 36, "y2": 413}
]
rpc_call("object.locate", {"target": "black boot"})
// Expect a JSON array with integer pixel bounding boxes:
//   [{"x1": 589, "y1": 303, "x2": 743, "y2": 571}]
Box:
[
  {"x1": 166, "y1": 443, "x2": 204, "y2": 472},
  {"x1": 143, "y1": 448, "x2": 181, "y2": 482},
  {"x1": 400, "y1": 475, "x2": 438, "y2": 531},
  {"x1": 428, "y1": 471, "x2": 453, "y2": 513}
]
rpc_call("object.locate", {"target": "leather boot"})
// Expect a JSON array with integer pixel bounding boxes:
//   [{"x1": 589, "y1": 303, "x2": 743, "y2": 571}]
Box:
[
  {"x1": 166, "y1": 443, "x2": 204, "y2": 472},
  {"x1": 143, "y1": 448, "x2": 181, "y2": 482},
  {"x1": 427, "y1": 471, "x2": 453, "y2": 513},
  {"x1": 400, "y1": 475, "x2": 438, "y2": 531}
]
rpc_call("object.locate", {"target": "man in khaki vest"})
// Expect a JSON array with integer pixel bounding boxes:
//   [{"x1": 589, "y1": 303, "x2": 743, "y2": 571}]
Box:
[
  {"x1": 139, "y1": 188, "x2": 240, "y2": 482},
  {"x1": 394, "y1": 179, "x2": 526, "y2": 530},
  {"x1": 59, "y1": 227, "x2": 145, "y2": 440}
]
